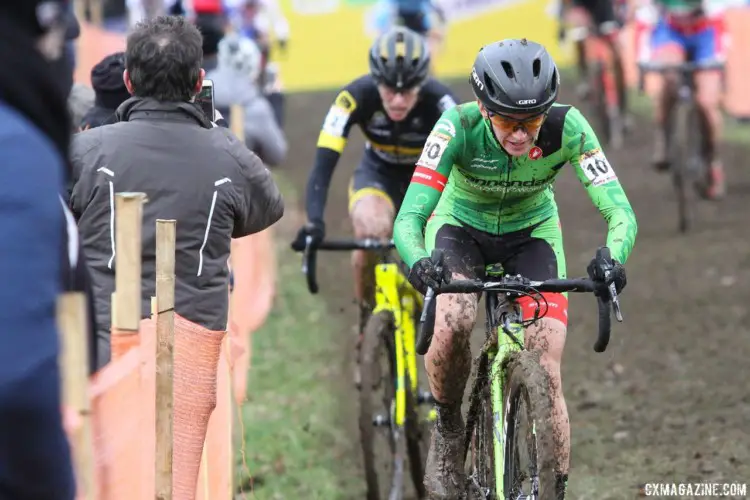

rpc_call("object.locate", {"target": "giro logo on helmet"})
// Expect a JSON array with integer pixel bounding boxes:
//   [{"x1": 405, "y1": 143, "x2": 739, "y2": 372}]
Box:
[
  {"x1": 517, "y1": 99, "x2": 537, "y2": 105},
  {"x1": 472, "y1": 68, "x2": 484, "y2": 91}
]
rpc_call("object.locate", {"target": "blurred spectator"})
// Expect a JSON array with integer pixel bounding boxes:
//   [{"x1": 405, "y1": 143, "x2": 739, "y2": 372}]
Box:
[
  {"x1": 80, "y1": 52, "x2": 130, "y2": 130},
  {"x1": 196, "y1": 13, "x2": 225, "y2": 71},
  {"x1": 69, "y1": 15, "x2": 284, "y2": 368},
  {"x1": 208, "y1": 33, "x2": 287, "y2": 166},
  {"x1": 0, "y1": 0, "x2": 78, "y2": 497},
  {"x1": 69, "y1": 83, "x2": 95, "y2": 129}
]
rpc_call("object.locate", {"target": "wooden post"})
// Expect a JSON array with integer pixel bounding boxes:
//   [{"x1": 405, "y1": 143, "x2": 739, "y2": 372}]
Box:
[
  {"x1": 74, "y1": 0, "x2": 86, "y2": 24},
  {"x1": 155, "y1": 220, "x2": 177, "y2": 500},
  {"x1": 112, "y1": 193, "x2": 147, "y2": 352},
  {"x1": 230, "y1": 104, "x2": 245, "y2": 141},
  {"x1": 58, "y1": 292, "x2": 96, "y2": 499},
  {"x1": 89, "y1": 0, "x2": 103, "y2": 27}
]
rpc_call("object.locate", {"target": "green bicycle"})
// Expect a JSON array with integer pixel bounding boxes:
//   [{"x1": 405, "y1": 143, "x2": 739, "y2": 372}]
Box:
[
  {"x1": 416, "y1": 247, "x2": 623, "y2": 499},
  {"x1": 298, "y1": 237, "x2": 435, "y2": 500}
]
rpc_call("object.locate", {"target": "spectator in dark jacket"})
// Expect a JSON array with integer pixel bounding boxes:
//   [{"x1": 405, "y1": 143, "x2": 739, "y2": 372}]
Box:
[
  {"x1": 80, "y1": 52, "x2": 131, "y2": 130},
  {"x1": 69, "y1": 15, "x2": 284, "y2": 368},
  {"x1": 0, "y1": 1, "x2": 77, "y2": 497}
]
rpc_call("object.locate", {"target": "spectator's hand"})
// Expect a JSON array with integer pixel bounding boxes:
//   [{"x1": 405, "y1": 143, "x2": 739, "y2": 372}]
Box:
[{"x1": 291, "y1": 220, "x2": 325, "y2": 251}]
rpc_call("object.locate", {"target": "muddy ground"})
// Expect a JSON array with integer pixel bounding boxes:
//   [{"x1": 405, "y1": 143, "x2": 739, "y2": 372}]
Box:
[{"x1": 279, "y1": 80, "x2": 750, "y2": 499}]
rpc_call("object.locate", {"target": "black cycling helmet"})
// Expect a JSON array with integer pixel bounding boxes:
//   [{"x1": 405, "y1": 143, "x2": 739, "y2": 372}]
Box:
[
  {"x1": 470, "y1": 38, "x2": 559, "y2": 116},
  {"x1": 369, "y1": 27, "x2": 430, "y2": 90}
]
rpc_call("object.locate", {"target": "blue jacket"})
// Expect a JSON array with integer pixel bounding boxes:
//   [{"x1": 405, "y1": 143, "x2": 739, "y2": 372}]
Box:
[
  {"x1": 0, "y1": 101, "x2": 64, "y2": 380},
  {"x1": 0, "y1": 100, "x2": 75, "y2": 498}
]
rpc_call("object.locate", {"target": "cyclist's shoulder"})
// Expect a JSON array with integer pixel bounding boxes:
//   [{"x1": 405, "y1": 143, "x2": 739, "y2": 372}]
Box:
[
  {"x1": 333, "y1": 75, "x2": 379, "y2": 112},
  {"x1": 420, "y1": 78, "x2": 459, "y2": 110},
  {"x1": 341, "y1": 74, "x2": 379, "y2": 99},
  {"x1": 426, "y1": 102, "x2": 481, "y2": 148}
]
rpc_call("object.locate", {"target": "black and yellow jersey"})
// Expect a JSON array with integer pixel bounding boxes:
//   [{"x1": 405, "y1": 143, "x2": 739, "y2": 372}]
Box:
[{"x1": 305, "y1": 74, "x2": 458, "y2": 224}]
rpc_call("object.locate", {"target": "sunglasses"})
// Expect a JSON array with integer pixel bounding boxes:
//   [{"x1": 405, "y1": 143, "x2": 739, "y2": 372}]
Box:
[{"x1": 486, "y1": 110, "x2": 547, "y2": 134}]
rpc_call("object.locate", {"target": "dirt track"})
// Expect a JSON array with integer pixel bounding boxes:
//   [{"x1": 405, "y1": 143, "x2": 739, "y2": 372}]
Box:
[{"x1": 280, "y1": 80, "x2": 750, "y2": 499}]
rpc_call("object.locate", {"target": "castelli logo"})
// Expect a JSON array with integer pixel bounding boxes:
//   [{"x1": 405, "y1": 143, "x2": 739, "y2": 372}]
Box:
[{"x1": 529, "y1": 146, "x2": 543, "y2": 160}]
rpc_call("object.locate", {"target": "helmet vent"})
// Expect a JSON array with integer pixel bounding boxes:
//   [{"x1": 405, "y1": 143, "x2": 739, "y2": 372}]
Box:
[
  {"x1": 500, "y1": 61, "x2": 515, "y2": 80},
  {"x1": 533, "y1": 58, "x2": 542, "y2": 78}
]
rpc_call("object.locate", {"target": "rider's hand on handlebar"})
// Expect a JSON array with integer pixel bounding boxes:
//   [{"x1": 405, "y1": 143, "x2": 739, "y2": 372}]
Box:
[
  {"x1": 408, "y1": 256, "x2": 451, "y2": 295},
  {"x1": 586, "y1": 246, "x2": 627, "y2": 295},
  {"x1": 291, "y1": 220, "x2": 325, "y2": 251}
]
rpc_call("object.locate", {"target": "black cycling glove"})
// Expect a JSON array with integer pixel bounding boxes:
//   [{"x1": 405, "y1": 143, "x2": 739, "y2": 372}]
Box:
[
  {"x1": 408, "y1": 256, "x2": 451, "y2": 295},
  {"x1": 586, "y1": 246, "x2": 627, "y2": 294},
  {"x1": 291, "y1": 220, "x2": 325, "y2": 251}
]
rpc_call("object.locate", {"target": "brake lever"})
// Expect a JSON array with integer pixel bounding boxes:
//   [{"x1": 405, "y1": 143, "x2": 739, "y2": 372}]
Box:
[
  {"x1": 301, "y1": 235, "x2": 313, "y2": 274},
  {"x1": 603, "y1": 269, "x2": 624, "y2": 322}
]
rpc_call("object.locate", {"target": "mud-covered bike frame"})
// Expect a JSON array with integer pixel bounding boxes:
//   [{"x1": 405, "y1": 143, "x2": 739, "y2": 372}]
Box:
[{"x1": 416, "y1": 247, "x2": 623, "y2": 498}]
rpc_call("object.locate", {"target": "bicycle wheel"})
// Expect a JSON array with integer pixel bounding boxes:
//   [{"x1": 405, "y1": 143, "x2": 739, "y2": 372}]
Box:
[
  {"x1": 503, "y1": 351, "x2": 557, "y2": 499},
  {"x1": 359, "y1": 310, "x2": 404, "y2": 500},
  {"x1": 404, "y1": 371, "x2": 428, "y2": 499},
  {"x1": 669, "y1": 101, "x2": 701, "y2": 233},
  {"x1": 465, "y1": 352, "x2": 495, "y2": 499}
]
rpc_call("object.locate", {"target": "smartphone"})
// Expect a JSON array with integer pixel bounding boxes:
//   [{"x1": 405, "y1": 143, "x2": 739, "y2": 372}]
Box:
[{"x1": 196, "y1": 79, "x2": 215, "y2": 120}]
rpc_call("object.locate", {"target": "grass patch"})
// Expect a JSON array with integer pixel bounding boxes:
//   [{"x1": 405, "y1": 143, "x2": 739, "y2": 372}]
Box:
[{"x1": 233, "y1": 176, "x2": 364, "y2": 500}]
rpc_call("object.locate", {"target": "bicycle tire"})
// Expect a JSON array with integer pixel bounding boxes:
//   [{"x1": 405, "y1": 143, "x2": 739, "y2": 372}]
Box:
[
  {"x1": 466, "y1": 359, "x2": 495, "y2": 499},
  {"x1": 359, "y1": 310, "x2": 403, "y2": 500},
  {"x1": 669, "y1": 102, "x2": 695, "y2": 233},
  {"x1": 503, "y1": 351, "x2": 557, "y2": 499},
  {"x1": 404, "y1": 371, "x2": 428, "y2": 499}
]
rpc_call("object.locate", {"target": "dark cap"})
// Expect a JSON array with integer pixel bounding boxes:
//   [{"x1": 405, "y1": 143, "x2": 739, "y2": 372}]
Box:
[
  {"x1": 195, "y1": 16, "x2": 225, "y2": 57},
  {"x1": 90, "y1": 51, "x2": 130, "y2": 109},
  {"x1": 0, "y1": 1, "x2": 79, "y2": 40},
  {"x1": 91, "y1": 52, "x2": 126, "y2": 92}
]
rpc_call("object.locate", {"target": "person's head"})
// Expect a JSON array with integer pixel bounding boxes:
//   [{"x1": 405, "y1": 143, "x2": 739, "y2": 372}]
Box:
[
  {"x1": 196, "y1": 16, "x2": 225, "y2": 62},
  {"x1": 1, "y1": 1, "x2": 79, "y2": 94},
  {"x1": 124, "y1": 15, "x2": 205, "y2": 102},
  {"x1": 368, "y1": 27, "x2": 430, "y2": 122},
  {"x1": 91, "y1": 51, "x2": 130, "y2": 110},
  {"x1": 0, "y1": 0, "x2": 79, "y2": 159},
  {"x1": 470, "y1": 38, "x2": 559, "y2": 157},
  {"x1": 218, "y1": 33, "x2": 263, "y2": 85}
]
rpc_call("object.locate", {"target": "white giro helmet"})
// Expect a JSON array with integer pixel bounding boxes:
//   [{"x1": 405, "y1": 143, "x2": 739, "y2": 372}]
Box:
[{"x1": 218, "y1": 33, "x2": 263, "y2": 83}]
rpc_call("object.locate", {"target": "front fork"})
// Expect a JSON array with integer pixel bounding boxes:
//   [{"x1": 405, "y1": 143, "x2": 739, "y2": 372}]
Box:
[
  {"x1": 491, "y1": 307, "x2": 526, "y2": 497},
  {"x1": 372, "y1": 263, "x2": 427, "y2": 428}
]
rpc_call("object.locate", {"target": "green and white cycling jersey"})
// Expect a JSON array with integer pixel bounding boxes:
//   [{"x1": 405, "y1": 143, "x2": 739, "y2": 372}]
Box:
[{"x1": 393, "y1": 102, "x2": 637, "y2": 269}]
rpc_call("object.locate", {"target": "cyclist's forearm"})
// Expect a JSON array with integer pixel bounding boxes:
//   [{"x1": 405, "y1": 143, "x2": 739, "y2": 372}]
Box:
[
  {"x1": 305, "y1": 148, "x2": 340, "y2": 223},
  {"x1": 600, "y1": 201, "x2": 637, "y2": 264},
  {"x1": 394, "y1": 182, "x2": 442, "y2": 268}
]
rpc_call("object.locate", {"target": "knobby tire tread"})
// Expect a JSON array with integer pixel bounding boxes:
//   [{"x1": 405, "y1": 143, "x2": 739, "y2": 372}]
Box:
[{"x1": 503, "y1": 351, "x2": 557, "y2": 500}]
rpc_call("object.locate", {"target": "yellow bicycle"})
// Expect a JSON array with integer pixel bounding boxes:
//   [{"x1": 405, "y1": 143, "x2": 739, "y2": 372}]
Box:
[{"x1": 297, "y1": 237, "x2": 435, "y2": 500}]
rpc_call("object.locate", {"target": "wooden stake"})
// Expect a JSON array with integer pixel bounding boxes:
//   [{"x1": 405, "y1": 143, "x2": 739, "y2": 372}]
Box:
[
  {"x1": 112, "y1": 193, "x2": 146, "y2": 334},
  {"x1": 230, "y1": 104, "x2": 245, "y2": 141},
  {"x1": 58, "y1": 292, "x2": 96, "y2": 499},
  {"x1": 89, "y1": 0, "x2": 103, "y2": 27},
  {"x1": 155, "y1": 220, "x2": 177, "y2": 500}
]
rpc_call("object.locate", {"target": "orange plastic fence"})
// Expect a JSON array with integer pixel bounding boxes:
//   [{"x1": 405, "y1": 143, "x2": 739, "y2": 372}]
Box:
[{"x1": 65, "y1": 230, "x2": 275, "y2": 499}]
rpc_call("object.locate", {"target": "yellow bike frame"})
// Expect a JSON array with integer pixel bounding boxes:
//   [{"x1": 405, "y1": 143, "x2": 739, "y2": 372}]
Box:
[{"x1": 372, "y1": 262, "x2": 424, "y2": 427}]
